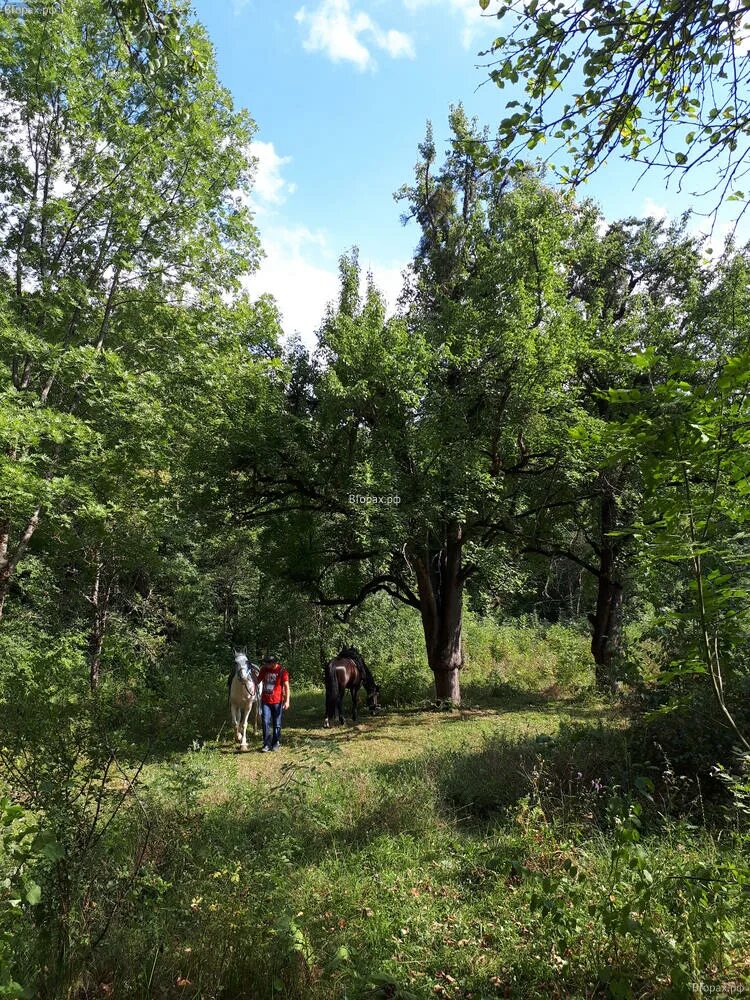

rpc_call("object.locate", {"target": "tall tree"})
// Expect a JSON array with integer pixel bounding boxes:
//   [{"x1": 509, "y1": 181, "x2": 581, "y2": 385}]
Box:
[
  {"x1": 531, "y1": 213, "x2": 706, "y2": 687},
  {"x1": 0, "y1": 0, "x2": 258, "y2": 618},
  {"x1": 248, "y1": 110, "x2": 586, "y2": 704},
  {"x1": 597, "y1": 300, "x2": 750, "y2": 745}
]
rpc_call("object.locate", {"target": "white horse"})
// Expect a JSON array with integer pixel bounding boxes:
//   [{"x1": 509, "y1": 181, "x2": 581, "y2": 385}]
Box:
[{"x1": 228, "y1": 650, "x2": 260, "y2": 751}]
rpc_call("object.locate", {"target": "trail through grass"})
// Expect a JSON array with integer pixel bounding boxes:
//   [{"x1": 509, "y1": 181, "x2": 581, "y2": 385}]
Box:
[
  {"x1": 69, "y1": 689, "x2": 750, "y2": 999},
  {"x1": 207, "y1": 690, "x2": 614, "y2": 783}
]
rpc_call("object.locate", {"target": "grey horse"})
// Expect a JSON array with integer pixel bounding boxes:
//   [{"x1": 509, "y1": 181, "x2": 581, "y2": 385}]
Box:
[{"x1": 228, "y1": 650, "x2": 260, "y2": 751}]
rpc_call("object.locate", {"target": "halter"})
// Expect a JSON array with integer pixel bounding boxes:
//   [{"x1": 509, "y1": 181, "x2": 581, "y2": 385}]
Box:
[
  {"x1": 233, "y1": 654, "x2": 259, "y2": 698},
  {"x1": 240, "y1": 670, "x2": 257, "y2": 697}
]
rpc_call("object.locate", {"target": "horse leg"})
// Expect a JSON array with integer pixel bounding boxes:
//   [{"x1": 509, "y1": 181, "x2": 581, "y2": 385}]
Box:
[
  {"x1": 337, "y1": 687, "x2": 345, "y2": 725},
  {"x1": 230, "y1": 702, "x2": 241, "y2": 744},
  {"x1": 240, "y1": 705, "x2": 250, "y2": 750},
  {"x1": 352, "y1": 685, "x2": 359, "y2": 724},
  {"x1": 323, "y1": 688, "x2": 333, "y2": 728}
]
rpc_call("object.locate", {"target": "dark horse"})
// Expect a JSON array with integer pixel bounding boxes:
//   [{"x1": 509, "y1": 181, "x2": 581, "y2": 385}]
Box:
[{"x1": 323, "y1": 646, "x2": 380, "y2": 728}]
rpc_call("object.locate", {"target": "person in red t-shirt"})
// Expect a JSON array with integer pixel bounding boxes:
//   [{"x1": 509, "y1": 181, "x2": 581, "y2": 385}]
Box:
[{"x1": 257, "y1": 654, "x2": 290, "y2": 752}]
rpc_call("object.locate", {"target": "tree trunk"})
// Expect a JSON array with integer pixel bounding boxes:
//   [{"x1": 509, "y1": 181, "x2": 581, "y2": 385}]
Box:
[
  {"x1": 433, "y1": 663, "x2": 461, "y2": 703},
  {"x1": 590, "y1": 482, "x2": 623, "y2": 692},
  {"x1": 0, "y1": 507, "x2": 42, "y2": 623},
  {"x1": 89, "y1": 622, "x2": 105, "y2": 691},
  {"x1": 87, "y1": 557, "x2": 113, "y2": 691},
  {"x1": 413, "y1": 522, "x2": 465, "y2": 705}
]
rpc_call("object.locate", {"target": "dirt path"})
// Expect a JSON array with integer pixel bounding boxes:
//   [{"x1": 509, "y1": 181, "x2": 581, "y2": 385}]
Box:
[{"x1": 220, "y1": 690, "x2": 611, "y2": 784}]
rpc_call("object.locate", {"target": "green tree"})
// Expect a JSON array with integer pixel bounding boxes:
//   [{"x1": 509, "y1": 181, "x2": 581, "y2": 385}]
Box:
[
  {"x1": 524, "y1": 213, "x2": 706, "y2": 687},
  {"x1": 0, "y1": 0, "x2": 258, "y2": 619},
  {"x1": 104, "y1": 0, "x2": 207, "y2": 80},
  {"x1": 482, "y1": 0, "x2": 750, "y2": 204},
  {"x1": 251, "y1": 110, "x2": 587, "y2": 704},
  {"x1": 597, "y1": 249, "x2": 750, "y2": 741}
]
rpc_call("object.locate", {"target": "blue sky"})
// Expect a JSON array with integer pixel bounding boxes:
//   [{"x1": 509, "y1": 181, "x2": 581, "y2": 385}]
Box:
[{"x1": 192, "y1": 0, "x2": 744, "y2": 345}]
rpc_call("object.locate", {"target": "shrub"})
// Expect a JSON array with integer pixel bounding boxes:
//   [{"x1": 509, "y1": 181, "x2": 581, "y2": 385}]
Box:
[
  {"x1": 0, "y1": 797, "x2": 50, "y2": 1000},
  {"x1": 376, "y1": 658, "x2": 432, "y2": 708},
  {"x1": 462, "y1": 615, "x2": 593, "y2": 698}
]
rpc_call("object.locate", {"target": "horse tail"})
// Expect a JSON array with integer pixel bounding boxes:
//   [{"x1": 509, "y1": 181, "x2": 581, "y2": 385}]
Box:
[{"x1": 324, "y1": 658, "x2": 339, "y2": 719}]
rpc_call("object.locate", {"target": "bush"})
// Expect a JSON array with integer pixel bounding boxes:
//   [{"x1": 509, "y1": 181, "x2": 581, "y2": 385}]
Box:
[
  {"x1": 462, "y1": 615, "x2": 593, "y2": 698},
  {"x1": 376, "y1": 658, "x2": 432, "y2": 708},
  {"x1": 0, "y1": 797, "x2": 49, "y2": 1000},
  {"x1": 0, "y1": 631, "x2": 153, "y2": 999}
]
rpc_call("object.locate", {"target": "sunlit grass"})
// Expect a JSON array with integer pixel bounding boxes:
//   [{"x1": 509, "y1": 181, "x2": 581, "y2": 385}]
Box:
[{"x1": 63, "y1": 689, "x2": 750, "y2": 999}]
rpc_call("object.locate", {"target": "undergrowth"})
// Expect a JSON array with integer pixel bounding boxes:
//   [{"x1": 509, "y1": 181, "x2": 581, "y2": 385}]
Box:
[{"x1": 3, "y1": 695, "x2": 748, "y2": 1000}]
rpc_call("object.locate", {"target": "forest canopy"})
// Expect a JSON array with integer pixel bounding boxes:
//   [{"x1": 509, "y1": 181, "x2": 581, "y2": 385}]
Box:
[
  {"x1": 1, "y1": 2, "x2": 750, "y2": 996},
  {"x1": 482, "y1": 0, "x2": 750, "y2": 211}
]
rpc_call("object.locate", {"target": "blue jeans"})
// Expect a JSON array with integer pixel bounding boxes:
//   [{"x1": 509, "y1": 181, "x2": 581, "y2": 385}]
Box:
[{"x1": 261, "y1": 702, "x2": 284, "y2": 748}]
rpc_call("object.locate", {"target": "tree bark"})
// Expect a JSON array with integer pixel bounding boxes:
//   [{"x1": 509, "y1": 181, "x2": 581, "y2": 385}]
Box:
[
  {"x1": 589, "y1": 481, "x2": 623, "y2": 692},
  {"x1": 0, "y1": 506, "x2": 42, "y2": 623},
  {"x1": 0, "y1": 521, "x2": 9, "y2": 621},
  {"x1": 413, "y1": 522, "x2": 465, "y2": 705},
  {"x1": 87, "y1": 557, "x2": 113, "y2": 691}
]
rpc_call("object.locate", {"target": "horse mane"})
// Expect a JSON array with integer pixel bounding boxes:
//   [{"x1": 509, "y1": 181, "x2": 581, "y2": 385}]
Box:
[
  {"x1": 338, "y1": 645, "x2": 376, "y2": 692},
  {"x1": 360, "y1": 658, "x2": 377, "y2": 693}
]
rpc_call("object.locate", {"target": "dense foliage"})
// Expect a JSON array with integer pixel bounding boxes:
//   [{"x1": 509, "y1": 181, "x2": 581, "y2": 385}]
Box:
[
  {"x1": 1, "y1": 2, "x2": 749, "y2": 997},
  {"x1": 482, "y1": 0, "x2": 750, "y2": 203}
]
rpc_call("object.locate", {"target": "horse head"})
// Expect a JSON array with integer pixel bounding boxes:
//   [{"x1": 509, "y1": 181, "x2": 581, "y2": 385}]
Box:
[
  {"x1": 233, "y1": 649, "x2": 252, "y2": 677},
  {"x1": 366, "y1": 684, "x2": 381, "y2": 714},
  {"x1": 359, "y1": 657, "x2": 380, "y2": 714},
  {"x1": 342, "y1": 647, "x2": 381, "y2": 713}
]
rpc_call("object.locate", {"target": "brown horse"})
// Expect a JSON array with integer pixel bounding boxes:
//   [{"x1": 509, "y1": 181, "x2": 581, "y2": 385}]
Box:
[{"x1": 323, "y1": 646, "x2": 380, "y2": 728}]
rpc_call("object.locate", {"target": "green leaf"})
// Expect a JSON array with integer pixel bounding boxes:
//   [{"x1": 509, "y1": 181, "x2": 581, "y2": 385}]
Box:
[
  {"x1": 630, "y1": 347, "x2": 657, "y2": 370},
  {"x1": 25, "y1": 881, "x2": 42, "y2": 905}
]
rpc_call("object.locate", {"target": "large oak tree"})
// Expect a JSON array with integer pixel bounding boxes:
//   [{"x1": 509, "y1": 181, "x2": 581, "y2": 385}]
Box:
[{"x1": 246, "y1": 109, "x2": 588, "y2": 704}]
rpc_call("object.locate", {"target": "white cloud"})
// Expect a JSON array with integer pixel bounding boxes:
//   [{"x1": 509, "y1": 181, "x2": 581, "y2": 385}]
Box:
[
  {"x1": 380, "y1": 28, "x2": 416, "y2": 59},
  {"x1": 363, "y1": 260, "x2": 408, "y2": 314},
  {"x1": 638, "y1": 199, "x2": 744, "y2": 259},
  {"x1": 694, "y1": 220, "x2": 737, "y2": 260},
  {"x1": 244, "y1": 225, "x2": 407, "y2": 349},
  {"x1": 250, "y1": 141, "x2": 296, "y2": 207},
  {"x1": 244, "y1": 226, "x2": 338, "y2": 349},
  {"x1": 240, "y1": 135, "x2": 407, "y2": 345},
  {"x1": 403, "y1": 0, "x2": 486, "y2": 49},
  {"x1": 295, "y1": 0, "x2": 415, "y2": 70},
  {"x1": 641, "y1": 197, "x2": 669, "y2": 223}
]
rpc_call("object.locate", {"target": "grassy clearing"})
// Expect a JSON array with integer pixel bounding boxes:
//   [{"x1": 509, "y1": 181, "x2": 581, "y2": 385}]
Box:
[{"x1": 60, "y1": 688, "x2": 750, "y2": 1000}]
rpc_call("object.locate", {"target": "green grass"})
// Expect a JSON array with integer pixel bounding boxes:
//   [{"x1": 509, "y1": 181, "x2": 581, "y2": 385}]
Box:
[{"x1": 49, "y1": 689, "x2": 749, "y2": 1000}]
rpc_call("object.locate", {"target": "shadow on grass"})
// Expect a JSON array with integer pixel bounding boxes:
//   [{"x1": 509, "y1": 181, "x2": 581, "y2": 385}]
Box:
[
  {"x1": 76, "y1": 713, "x2": 642, "y2": 1000},
  {"x1": 62, "y1": 697, "x2": 748, "y2": 1000},
  {"x1": 114, "y1": 683, "x2": 613, "y2": 773}
]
